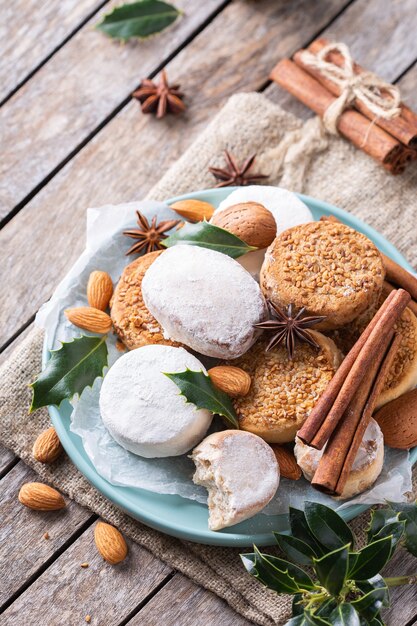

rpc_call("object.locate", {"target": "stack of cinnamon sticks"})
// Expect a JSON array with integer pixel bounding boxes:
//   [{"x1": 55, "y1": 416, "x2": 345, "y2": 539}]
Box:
[
  {"x1": 270, "y1": 38, "x2": 417, "y2": 174},
  {"x1": 298, "y1": 289, "x2": 410, "y2": 496}
]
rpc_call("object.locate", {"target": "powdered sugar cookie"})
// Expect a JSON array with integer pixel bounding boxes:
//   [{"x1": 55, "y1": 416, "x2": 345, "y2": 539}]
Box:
[
  {"x1": 99, "y1": 345, "x2": 213, "y2": 458},
  {"x1": 142, "y1": 245, "x2": 267, "y2": 358}
]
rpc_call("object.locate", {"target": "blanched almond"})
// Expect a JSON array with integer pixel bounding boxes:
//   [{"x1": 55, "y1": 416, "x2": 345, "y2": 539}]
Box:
[
  {"x1": 208, "y1": 365, "x2": 251, "y2": 397},
  {"x1": 87, "y1": 271, "x2": 113, "y2": 311},
  {"x1": 65, "y1": 306, "x2": 112, "y2": 334},
  {"x1": 94, "y1": 521, "x2": 128, "y2": 565},
  {"x1": 18, "y1": 482, "x2": 66, "y2": 511},
  {"x1": 33, "y1": 427, "x2": 63, "y2": 463},
  {"x1": 170, "y1": 199, "x2": 215, "y2": 222}
]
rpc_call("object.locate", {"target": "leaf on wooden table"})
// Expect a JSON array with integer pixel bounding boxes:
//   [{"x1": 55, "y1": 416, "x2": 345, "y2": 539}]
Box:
[
  {"x1": 162, "y1": 220, "x2": 257, "y2": 258},
  {"x1": 164, "y1": 368, "x2": 239, "y2": 428},
  {"x1": 96, "y1": 0, "x2": 182, "y2": 41},
  {"x1": 30, "y1": 335, "x2": 108, "y2": 412}
]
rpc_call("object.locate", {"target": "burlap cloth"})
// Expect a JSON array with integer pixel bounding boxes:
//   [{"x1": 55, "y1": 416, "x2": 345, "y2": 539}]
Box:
[{"x1": 1, "y1": 93, "x2": 417, "y2": 625}]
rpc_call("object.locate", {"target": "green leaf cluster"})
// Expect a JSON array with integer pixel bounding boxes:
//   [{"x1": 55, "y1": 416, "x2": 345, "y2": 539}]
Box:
[
  {"x1": 162, "y1": 220, "x2": 257, "y2": 258},
  {"x1": 30, "y1": 335, "x2": 108, "y2": 412},
  {"x1": 241, "y1": 501, "x2": 417, "y2": 626},
  {"x1": 96, "y1": 0, "x2": 181, "y2": 42},
  {"x1": 164, "y1": 368, "x2": 239, "y2": 428}
]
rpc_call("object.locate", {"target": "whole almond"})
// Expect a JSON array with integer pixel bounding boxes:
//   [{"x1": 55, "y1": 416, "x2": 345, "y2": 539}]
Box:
[
  {"x1": 65, "y1": 306, "x2": 112, "y2": 334},
  {"x1": 94, "y1": 521, "x2": 128, "y2": 565},
  {"x1": 270, "y1": 445, "x2": 302, "y2": 480},
  {"x1": 33, "y1": 427, "x2": 63, "y2": 463},
  {"x1": 208, "y1": 365, "x2": 251, "y2": 397},
  {"x1": 170, "y1": 199, "x2": 215, "y2": 222},
  {"x1": 87, "y1": 271, "x2": 113, "y2": 311},
  {"x1": 374, "y1": 388, "x2": 417, "y2": 449},
  {"x1": 210, "y1": 202, "x2": 277, "y2": 248},
  {"x1": 18, "y1": 482, "x2": 66, "y2": 511}
]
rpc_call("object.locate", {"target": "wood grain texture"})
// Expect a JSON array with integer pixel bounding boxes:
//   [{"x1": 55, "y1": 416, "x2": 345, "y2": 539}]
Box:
[
  {"x1": 0, "y1": 0, "x2": 351, "y2": 347},
  {"x1": 0, "y1": 0, "x2": 106, "y2": 103},
  {"x1": 1, "y1": 516, "x2": 172, "y2": 625},
  {"x1": 0, "y1": 461, "x2": 91, "y2": 606},
  {"x1": 382, "y1": 547, "x2": 417, "y2": 625},
  {"x1": 129, "y1": 572, "x2": 252, "y2": 625},
  {"x1": 0, "y1": 444, "x2": 16, "y2": 477},
  {"x1": 0, "y1": 0, "x2": 226, "y2": 219}
]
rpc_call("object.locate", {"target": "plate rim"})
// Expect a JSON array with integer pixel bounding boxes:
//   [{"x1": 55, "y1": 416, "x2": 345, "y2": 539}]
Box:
[{"x1": 45, "y1": 188, "x2": 417, "y2": 546}]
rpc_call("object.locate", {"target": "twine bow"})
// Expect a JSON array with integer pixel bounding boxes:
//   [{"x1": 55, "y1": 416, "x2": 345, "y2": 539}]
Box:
[{"x1": 299, "y1": 42, "x2": 402, "y2": 134}]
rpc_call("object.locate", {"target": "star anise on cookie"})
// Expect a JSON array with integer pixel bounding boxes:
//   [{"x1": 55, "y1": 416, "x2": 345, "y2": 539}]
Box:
[
  {"x1": 254, "y1": 302, "x2": 327, "y2": 360},
  {"x1": 132, "y1": 70, "x2": 186, "y2": 119},
  {"x1": 208, "y1": 151, "x2": 268, "y2": 188},
  {"x1": 123, "y1": 210, "x2": 180, "y2": 255}
]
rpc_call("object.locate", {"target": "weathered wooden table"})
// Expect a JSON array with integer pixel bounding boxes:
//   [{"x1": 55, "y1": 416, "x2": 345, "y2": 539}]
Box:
[{"x1": 1, "y1": 1, "x2": 417, "y2": 624}]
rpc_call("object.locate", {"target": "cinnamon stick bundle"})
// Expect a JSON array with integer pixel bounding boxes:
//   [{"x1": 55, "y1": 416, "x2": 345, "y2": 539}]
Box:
[
  {"x1": 297, "y1": 288, "x2": 411, "y2": 449},
  {"x1": 297, "y1": 38, "x2": 417, "y2": 150},
  {"x1": 312, "y1": 333, "x2": 401, "y2": 496},
  {"x1": 270, "y1": 59, "x2": 414, "y2": 174}
]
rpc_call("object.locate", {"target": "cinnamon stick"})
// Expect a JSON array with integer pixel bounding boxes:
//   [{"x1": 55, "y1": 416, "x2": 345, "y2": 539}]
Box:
[
  {"x1": 301, "y1": 38, "x2": 417, "y2": 150},
  {"x1": 297, "y1": 289, "x2": 411, "y2": 449},
  {"x1": 384, "y1": 280, "x2": 417, "y2": 317},
  {"x1": 312, "y1": 333, "x2": 401, "y2": 496},
  {"x1": 270, "y1": 59, "x2": 414, "y2": 174}
]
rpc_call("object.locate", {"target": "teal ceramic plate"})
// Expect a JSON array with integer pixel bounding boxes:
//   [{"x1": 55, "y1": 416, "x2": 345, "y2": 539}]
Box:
[{"x1": 45, "y1": 188, "x2": 417, "y2": 547}]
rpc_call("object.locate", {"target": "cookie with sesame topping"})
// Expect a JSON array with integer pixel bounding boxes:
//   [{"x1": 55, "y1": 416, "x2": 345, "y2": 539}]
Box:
[
  {"x1": 228, "y1": 331, "x2": 341, "y2": 443},
  {"x1": 260, "y1": 221, "x2": 385, "y2": 331},
  {"x1": 111, "y1": 251, "x2": 181, "y2": 350}
]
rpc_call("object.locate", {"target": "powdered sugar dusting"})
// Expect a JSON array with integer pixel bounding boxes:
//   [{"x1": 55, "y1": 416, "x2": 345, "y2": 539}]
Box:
[{"x1": 142, "y1": 245, "x2": 267, "y2": 358}]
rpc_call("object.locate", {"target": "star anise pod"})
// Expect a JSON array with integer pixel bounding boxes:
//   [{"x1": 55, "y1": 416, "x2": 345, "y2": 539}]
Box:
[
  {"x1": 254, "y1": 302, "x2": 327, "y2": 360},
  {"x1": 208, "y1": 150, "x2": 268, "y2": 188},
  {"x1": 132, "y1": 70, "x2": 186, "y2": 119},
  {"x1": 123, "y1": 210, "x2": 180, "y2": 256}
]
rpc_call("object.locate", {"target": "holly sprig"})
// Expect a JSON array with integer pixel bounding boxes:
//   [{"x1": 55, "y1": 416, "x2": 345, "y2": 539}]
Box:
[{"x1": 241, "y1": 501, "x2": 417, "y2": 625}]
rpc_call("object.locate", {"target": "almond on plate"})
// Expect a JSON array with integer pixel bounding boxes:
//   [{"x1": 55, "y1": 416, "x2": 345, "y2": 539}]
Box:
[
  {"x1": 94, "y1": 521, "x2": 128, "y2": 565},
  {"x1": 374, "y1": 387, "x2": 417, "y2": 449},
  {"x1": 170, "y1": 199, "x2": 215, "y2": 222},
  {"x1": 210, "y1": 202, "x2": 277, "y2": 248},
  {"x1": 65, "y1": 306, "x2": 112, "y2": 334},
  {"x1": 18, "y1": 482, "x2": 66, "y2": 510},
  {"x1": 208, "y1": 365, "x2": 251, "y2": 397},
  {"x1": 87, "y1": 271, "x2": 113, "y2": 311},
  {"x1": 270, "y1": 444, "x2": 302, "y2": 480},
  {"x1": 33, "y1": 427, "x2": 63, "y2": 463}
]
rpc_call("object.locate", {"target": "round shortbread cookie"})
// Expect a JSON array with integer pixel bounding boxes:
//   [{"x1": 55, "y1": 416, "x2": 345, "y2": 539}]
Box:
[
  {"x1": 111, "y1": 251, "x2": 181, "y2": 350},
  {"x1": 141, "y1": 245, "x2": 268, "y2": 359},
  {"x1": 294, "y1": 419, "x2": 384, "y2": 499},
  {"x1": 260, "y1": 221, "x2": 385, "y2": 330},
  {"x1": 99, "y1": 345, "x2": 212, "y2": 458},
  {"x1": 228, "y1": 331, "x2": 341, "y2": 443}
]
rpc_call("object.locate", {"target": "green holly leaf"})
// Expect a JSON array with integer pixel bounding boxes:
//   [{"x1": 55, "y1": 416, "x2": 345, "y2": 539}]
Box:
[
  {"x1": 164, "y1": 368, "x2": 239, "y2": 428},
  {"x1": 313, "y1": 544, "x2": 349, "y2": 596},
  {"x1": 162, "y1": 220, "x2": 257, "y2": 258},
  {"x1": 305, "y1": 502, "x2": 355, "y2": 551},
  {"x1": 367, "y1": 509, "x2": 400, "y2": 540},
  {"x1": 349, "y1": 536, "x2": 393, "y2": 580},
  {"x1": 389, "y1": 501, "x2": 417, "y2": 557},
  {"x1": 241, "y1": 548, "x2": 315, "y2": 594},
  {"x1": 288, "y1": 507, "x2": 326, "y2": 556},
  {"x1": 329, "y1": 603, "x2": 361, "y2": 626},
  {"x1": 29, "y1": 335, "x2": 108, "y2": 412},
  {"x1": 96, "y1": 0, "x2": 181, "y2": 41},
  {"x1": 352, "y1": 575, "x2": 389, "y2": 621},
  {"x1": 274, "y1": 532, "x2": 318, "y2": 565}
]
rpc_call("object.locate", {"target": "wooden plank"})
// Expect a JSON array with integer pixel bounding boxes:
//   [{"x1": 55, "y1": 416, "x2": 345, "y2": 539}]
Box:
[
  {"x1": 0, "y1": 444, "x2": 16, "y2": 477},
  {"x1": 0, "y1": 0, "x2": 107, "y2": 103},
  {"x1": 1, "y1": 515, "x2": 172, "y2": 625},
  {"x1": 0, "y1": 461, "x2": 92, "y2": 607},
  {"x1": 382, "y1": 547, "x2": 417, "y2": 625},
  {"x1": 129, "y1": 572, "x2": 251, "y2": 625},
  {"x1": 0, "y1": 0, "x2": 351, "y2": 348},
  {"x1": 0, "y1": 0, "x2": 226, "y2": 220}
]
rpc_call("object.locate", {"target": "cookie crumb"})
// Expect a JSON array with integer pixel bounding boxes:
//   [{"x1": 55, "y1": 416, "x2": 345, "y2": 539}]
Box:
[
  {"x1": 85, "y1": 616, "x2": 91, "y2": 623},
  {"x1": 80, "y1": 562, "x2": 89, "y2": 568},
  {"x1": 43, "y1": 532, "x2": 50, "y2": 540},
  {"x1": 115, "y1": 340, "x2": 126, "y2": 353}
]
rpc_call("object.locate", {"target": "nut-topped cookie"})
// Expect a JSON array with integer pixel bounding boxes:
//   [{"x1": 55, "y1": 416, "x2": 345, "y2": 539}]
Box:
[
  {"x1": 260, "y1": 221, "x2": 385, "y2": 330},
  {"x1": 228, "y1": 331, "x2": 341, "y2": 443},
  {"x1": 111, "y1": 251, "x2": 181, "y2": 350}
]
